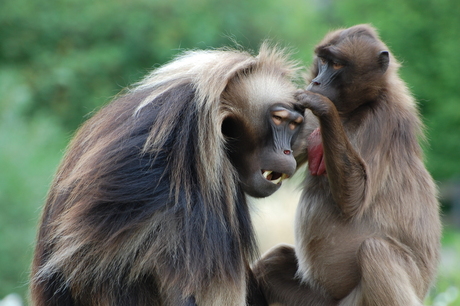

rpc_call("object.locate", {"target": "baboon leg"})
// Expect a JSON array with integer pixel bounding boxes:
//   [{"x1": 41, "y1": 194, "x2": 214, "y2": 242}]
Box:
[
  {"x1": 247, "y1": 267, "x2": 269, "y2": 306},
  {"x1": 340, "y1": 238, "x2": 423, "y2": 306},
  {"x1": 253, "y1": 244, "x2": 337, "y2": 306}
]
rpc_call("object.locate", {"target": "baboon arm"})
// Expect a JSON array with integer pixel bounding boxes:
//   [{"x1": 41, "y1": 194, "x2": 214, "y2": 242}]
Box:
[{"x1": 296, "y1": 90, "x2": 369, "y2": 217}]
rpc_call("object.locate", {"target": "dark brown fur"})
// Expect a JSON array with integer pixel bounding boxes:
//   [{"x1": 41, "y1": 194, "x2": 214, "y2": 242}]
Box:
[
  {"x1": 30, "y1": 44, "x2": 303, "y2": 306},
  {"x1": 253, "y1": 25, "x2": 441, "y2": 306}
]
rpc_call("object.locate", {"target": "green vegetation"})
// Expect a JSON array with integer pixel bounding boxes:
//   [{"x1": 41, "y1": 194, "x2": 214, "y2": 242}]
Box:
[
  {"x1": 1, "y1": 0, "x2": 459, "y2": 303},
  {"x1": 428, "y1": 228, "x2": 460, "y2": 305}
]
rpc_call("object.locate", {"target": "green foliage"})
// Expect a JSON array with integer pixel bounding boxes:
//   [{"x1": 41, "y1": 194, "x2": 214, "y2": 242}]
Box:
[
  {"x1": 1, "y1": 0, "x2": 459, "y2": 302},
  {"x1": 426, "y1": 228, "x2": 460, "y2": 305},
  {"x1": 0, "y1": 0, "x2": 322, "y2": 131},
  {"x1": 0, "y1": 68, "x2": 67, "y2": 298}
]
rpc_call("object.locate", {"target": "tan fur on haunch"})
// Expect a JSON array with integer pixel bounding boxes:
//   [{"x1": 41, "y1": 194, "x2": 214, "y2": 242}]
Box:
[{"x1": 30, "y1": 43, "x2": 301, "y2": 306}]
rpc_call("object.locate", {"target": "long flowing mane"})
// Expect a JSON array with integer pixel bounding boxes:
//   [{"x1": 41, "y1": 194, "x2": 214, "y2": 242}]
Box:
[{"x1": 32, "y1": 43, "x2": 300, "y2": 301}]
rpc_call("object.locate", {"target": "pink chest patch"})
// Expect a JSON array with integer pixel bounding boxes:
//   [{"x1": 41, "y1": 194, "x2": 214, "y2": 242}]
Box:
[{"x1": 307, "y1": 128, "x2": 327, "y2": 176}]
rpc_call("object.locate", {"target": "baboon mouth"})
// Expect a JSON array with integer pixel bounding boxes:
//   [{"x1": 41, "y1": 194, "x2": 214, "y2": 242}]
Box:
[{"x1": 262, "y1": 170, "x2": 289, "y2": 185}]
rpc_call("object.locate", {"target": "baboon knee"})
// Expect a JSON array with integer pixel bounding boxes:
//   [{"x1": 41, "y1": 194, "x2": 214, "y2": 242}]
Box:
[{"x1": 356, "y1": 238, "x2": 422, "y2": 306}]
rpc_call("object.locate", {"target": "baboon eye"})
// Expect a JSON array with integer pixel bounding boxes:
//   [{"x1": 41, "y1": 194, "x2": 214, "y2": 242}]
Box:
[
  {"x1": 272, "y1": 115, "x2": 283, "y2": 125},
  {"x1": 289, "y1": 122, "x2": 298, "y2": 130},
  {"x1": 319, "y1": 57, "x2": 327, "y2": 65},
  {"x1": 289, "y1": 117, "x2": 303, "y2": 130},
  {"x1": 332, "y1": 61, "x2": 344, "y2": 70}
]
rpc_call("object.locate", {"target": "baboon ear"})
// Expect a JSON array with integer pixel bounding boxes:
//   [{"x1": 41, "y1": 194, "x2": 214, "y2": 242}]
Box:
[{"x1": 378, "y1": 51, "x2": 389, "y2": 73}]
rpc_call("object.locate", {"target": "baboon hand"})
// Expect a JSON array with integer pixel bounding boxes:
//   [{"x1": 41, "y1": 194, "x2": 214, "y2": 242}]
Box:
[{"x1": 295, "y1": 90, "x2": 336, "y2": 118}]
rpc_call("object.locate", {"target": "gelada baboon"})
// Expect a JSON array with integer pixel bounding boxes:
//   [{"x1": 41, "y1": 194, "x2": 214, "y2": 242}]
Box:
[
  {"x1": 253, "y1": 24, "x2": 441, "y2": 306},
  {"x1": 30, "y1": 44, "x2": 305, "y2": 306}
]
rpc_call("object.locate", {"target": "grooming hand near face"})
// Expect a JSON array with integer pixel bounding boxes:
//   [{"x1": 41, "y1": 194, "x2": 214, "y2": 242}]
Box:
[{"x1": 253, "y1": 24, "x2": 441, "y2": 306}]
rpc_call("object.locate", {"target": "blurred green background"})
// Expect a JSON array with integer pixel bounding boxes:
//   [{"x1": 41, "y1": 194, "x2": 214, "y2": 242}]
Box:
[{"x1": 1, "y1": 0, "x2": 459, "y2": 304}]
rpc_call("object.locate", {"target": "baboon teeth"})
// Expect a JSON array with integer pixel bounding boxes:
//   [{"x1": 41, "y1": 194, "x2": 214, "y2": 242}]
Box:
[
  {"x1": 262, "y1": 170, "x2": 289, "y2": 184},
  {"x1": 263, "y1": 170, "x2": 273, "y2": 179}
]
